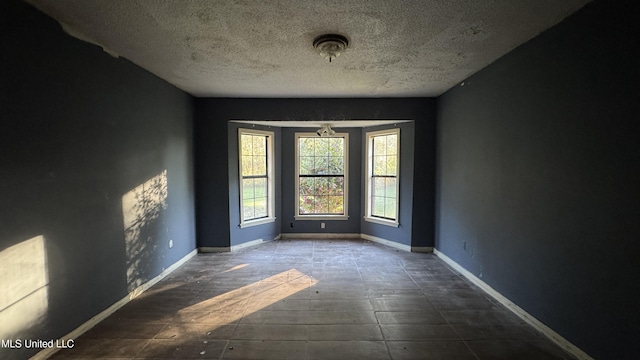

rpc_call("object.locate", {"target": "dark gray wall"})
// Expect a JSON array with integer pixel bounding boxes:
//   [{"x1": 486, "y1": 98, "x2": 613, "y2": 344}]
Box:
[
  {"x1": 436, "y1": 1, "x2": 640, "y2": 358},
  {"x1": 228, "y1": 122, "x2": 282, "y2": 246},
  {"x1": 281, "y1": 127, "x2": 362, "y2": 234},
  {"x1": 360, "y1": 122, "x2": 415, "y2": 247},
  {"x1": 194, "y1": 98, "x2": 436, "y2": 248},
  {"x1": 1, "y1": 2, "x2": 196, "y2": 359}
]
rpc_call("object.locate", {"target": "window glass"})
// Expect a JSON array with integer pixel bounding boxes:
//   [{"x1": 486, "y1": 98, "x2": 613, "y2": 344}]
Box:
[
  {"x1": 366, "y1": 129, "x2": 399, "y2": 226},
  {"x1": 296, "y1": 133, "x2": 348, "y2": 218},
  {"x1": 239, "y1": 129, "x2": 274, "y2": 226}
]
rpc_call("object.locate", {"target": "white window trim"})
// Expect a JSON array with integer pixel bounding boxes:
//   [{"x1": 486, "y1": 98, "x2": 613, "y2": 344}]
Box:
[
  {"x1": 364, "y1": 128, "x2": 400, "y2": 227},
  {"x1": 239, "y1": 128, "x2": 276, "y2": 228},
  {"x1": 294, "y1": 132, "x2": 349, "y2": 221}
]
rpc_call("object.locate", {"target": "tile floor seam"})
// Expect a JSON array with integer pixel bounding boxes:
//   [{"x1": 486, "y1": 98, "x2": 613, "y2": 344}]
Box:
[{"x1": 132, "y1": 338, "x2": 154, "y2": 359}]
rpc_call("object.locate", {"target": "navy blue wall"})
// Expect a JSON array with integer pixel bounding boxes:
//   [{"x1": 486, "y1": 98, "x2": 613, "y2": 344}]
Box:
[
  {"x1": 194, "y1": 98, "x2": 436, "y2": 248},
  {"x1": 436, "y1": 1, "x2": 640, "y2": 358},
  {"x1": 1, "y1": 1, "x2": 196, "y2": 359}
]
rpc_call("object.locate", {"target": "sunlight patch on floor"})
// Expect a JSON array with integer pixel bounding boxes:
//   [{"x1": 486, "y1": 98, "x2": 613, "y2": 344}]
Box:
[{"x1": 177, "y1": 269, "x2": 317, "y2": 323}]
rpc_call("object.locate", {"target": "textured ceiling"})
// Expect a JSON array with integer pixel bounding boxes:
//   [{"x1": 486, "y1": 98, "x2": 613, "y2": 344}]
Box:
[{"x1": 25, "y1": 0, "x2": 591, "y2": 98}]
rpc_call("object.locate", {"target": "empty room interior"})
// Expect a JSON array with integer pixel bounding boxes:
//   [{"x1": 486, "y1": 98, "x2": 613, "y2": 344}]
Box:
[{"x1": 2, "y1": 0, "x2": 638, "y2": 359}]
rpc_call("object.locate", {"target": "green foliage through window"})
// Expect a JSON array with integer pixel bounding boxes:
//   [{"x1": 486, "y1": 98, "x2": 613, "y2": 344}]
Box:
[
  {"x1": 240, "y1": 132, "x2": 269, "y2": 221},
  {"x1": 297, "y1": 135, "x2": 346, "y2": 215},
  {"x1": 369, "y1": 131, "x2": 399, "y2": 221}
]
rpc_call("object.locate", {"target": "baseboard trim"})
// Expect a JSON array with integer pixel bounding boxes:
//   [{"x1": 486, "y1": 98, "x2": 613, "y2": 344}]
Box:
[
  {"x1": 198, "y1": 246, "x2": 231, "y2": 253},
  {"x1": 433, "y1": 249, "x2": 593, "y2": 360},
  {"x1": 279, "y1": 233, "x2": 361, "y2": 240},
  {"x1": 231, "y1": 238, "x2": 272, "y2": 251},
  {"x1": 360, "y1": 233, "x2": 412, "y2": 252},
  {"x1": 411, "y1": 246, "x2": 434, "y2": 253},
  {"x1": 31, "y1": 249, "x2": 197, "y2": 360}
]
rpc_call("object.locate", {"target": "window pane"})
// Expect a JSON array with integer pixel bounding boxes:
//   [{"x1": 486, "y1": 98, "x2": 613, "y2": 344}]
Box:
[
  {"x1": 328, "y1": 156, "x2": 343, "y2": 174},
  {"x1": 387, "y1": 156, "x2": 397, "y2": 175},
  {"x1": 299, "y1": 177, "x2": 314, "y2": 195},
  {"x1": 299, "y1": 196, "x2": 314, "y2": 214},
  {"x1": 328, "y1": 196, "x2": 344, "y2": 214},
  {"x1": 329, "y1": 138, "x2": 343, "y2": 156},
  {"x1": 315, "y1": 177, "x2": 329, "y2": 195},
  {"x1": 384, "y1": 198, "x2": 396, "y2": 219},
  {"x1": 299, "y1": 138, "x2": 314, "y2": 156},
  {"x1": 386, "y1": 134, "x2": 397, "y2": 155},
  {"x1": 254, "y1": 197, "x2": 267, "y2": 218},
  {"x1": 373, "y1": 177, "x2": 386, "y2": 196},
  {"x1": 254, "y1": 178, "x2": 267, "y2": 198},
  {"x1": 242, "y1": 179, "x2": 254, "y2": 200},
  {"x1": 373, "y1": 136, "x2": 386, "y2": 155},
  {"x1": 327, "y1": 177, "x2": 344, "y2": 195},
  {"x1": 253, "y1": 136, "x2": 266, "y2": 156},
  {"x1": 385, "y1": 178, "x2": 397, "y2": 198},
  {"x1": 374, "y1": 156, "x2": 387, "y2": 175},
  {"x1": 241, "y1": 156, "x2": 253, "y2": 176},
  {"x1": 241, "y1": 134, "x2": 253, "y2": 156},
  {"x1": 243, "y1": 204, "x2": 254, "y2": 220},
  {"x1": 314, "y1": 196, "x2": 328, "y2": 213},
  {"x1": 372, "y1": 197, "x2": 385, "y2": 217},
  {"x1": 314, "y1": 157, "x2": 329, "y2": 174},
  {"x1": 299, "y1": 156, "x2": 314, "y2": 174},
  {"x1": 316, "y1": 138, "x2": 329, "y2": 156},
  {"x1": 253, "y1": 156, "x2": 266, "y2": 176}
]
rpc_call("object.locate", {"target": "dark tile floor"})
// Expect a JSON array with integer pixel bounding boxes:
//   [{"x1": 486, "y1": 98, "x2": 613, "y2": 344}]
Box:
[{"x1": 50, "y1": 239, "x2": 576, "y2": 359}]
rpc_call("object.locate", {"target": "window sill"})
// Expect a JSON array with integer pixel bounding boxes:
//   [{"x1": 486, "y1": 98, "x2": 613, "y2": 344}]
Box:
[
  {"x1": 240, "y1": 217, "x2": 276, "y2": 228},
  {"x1": 364, "y1": 216, "x2": 399, "y2": 227},
  {"x1": 294, "y1": 215, "x2": 349, "y2": 221}
]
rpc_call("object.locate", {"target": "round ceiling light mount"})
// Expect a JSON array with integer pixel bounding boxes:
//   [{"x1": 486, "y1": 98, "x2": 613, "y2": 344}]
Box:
[{"x1": 313, "y1": 34, "x2": 349, "y2": 63}]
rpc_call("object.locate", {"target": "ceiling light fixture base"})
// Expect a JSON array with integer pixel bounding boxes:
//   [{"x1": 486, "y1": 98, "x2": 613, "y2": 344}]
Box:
[
  {"x1": 313, "y1": 34, "x2": 349, "y2": 63},
  {"x1": 316, "y1": 124, "x2": 336, "y2": 137}
]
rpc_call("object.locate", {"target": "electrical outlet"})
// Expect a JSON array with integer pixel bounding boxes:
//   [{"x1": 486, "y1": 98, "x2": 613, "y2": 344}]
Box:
[{"x1": 321, "y1": 222, "x2": 325, "y2": 229}]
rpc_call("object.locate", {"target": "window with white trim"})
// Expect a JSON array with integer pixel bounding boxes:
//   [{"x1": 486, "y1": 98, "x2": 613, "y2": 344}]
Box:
[
  {"x1": 295, "y1": 132, "x2": 349, "y2": 220},
  {"x1": 365, "y1": 128, "x2": 399, "y2": 227},
  {"x1": 239, "y1": 128, "x2": 275, "y2": 227}
]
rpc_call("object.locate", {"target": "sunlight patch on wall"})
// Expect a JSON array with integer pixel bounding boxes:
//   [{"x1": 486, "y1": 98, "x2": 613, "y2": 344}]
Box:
[
  {"x1": 0, "y1": 235, "x2": 48, "y2": 338},
  {"x1": 122, "y1": 170, "x2": 168, "y2": 291}
]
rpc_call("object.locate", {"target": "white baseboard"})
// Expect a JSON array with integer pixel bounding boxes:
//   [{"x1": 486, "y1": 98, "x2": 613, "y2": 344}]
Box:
[
  {"x1": 360, "y1": 233, "x2": 412, "y2": 252},
  {"x1": 201, "y1": 233, "x2": 421, "y2": 254},
  {"x1": 31, "y1": 249, "x2": 197, "y2": 360},
  {"x1": 433, "y1": 249, "x2": 593, "y2": 360},
  {"x1": 198, "y1": 246, "x2": 231, "y2": 253},
  {"x1": 231, "y1": 238, "x2": 271, "y2": 251},
  {"x1": 280, "y1": 233, "x2": 361, "y2": 240},
  {"x1": 280, "y1": 233, "x2": 426, "y2": 254},
  {"x1": 199, "y1": 236, "x2": 279, "y2": 253},
  {"x1": 411, "y1": 246, "x2": 434, "y2": 253}
]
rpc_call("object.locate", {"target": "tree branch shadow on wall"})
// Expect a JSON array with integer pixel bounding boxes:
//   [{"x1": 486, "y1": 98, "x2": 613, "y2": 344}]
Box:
[{"x1": 121, "y1": 170, "x2": 168, "y2": 292}]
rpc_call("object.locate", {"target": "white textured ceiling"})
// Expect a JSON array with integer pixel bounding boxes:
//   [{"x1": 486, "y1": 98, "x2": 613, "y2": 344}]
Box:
[{"x1": 25, "y1": 0, "x2": 591, "y2": 98}]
